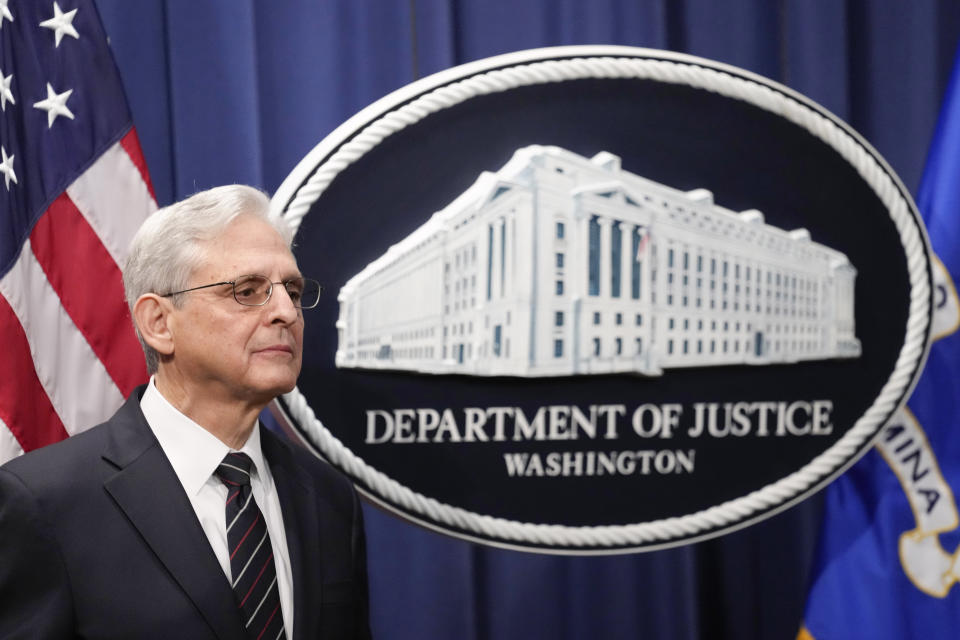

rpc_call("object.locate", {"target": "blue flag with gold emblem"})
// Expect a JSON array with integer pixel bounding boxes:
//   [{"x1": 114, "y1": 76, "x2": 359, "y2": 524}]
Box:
[{"x1": 799, "y1": 47, "x2": 960, "y2": 640}]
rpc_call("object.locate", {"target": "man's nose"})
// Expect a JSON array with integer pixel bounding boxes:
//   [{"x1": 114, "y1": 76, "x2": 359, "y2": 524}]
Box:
[{"x1": 268, "y1": 285, "x2": 300, "y2": 323}]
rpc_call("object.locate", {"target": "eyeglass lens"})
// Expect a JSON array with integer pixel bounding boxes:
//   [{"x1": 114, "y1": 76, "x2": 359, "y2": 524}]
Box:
[{"x1": 234, "y1": 275, "x2": 321, "y2": 308}]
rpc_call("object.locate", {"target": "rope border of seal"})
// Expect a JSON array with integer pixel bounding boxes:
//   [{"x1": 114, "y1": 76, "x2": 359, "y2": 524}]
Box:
[{"x1": 279, "y1": 54, "x2": 930, "y2": 549}]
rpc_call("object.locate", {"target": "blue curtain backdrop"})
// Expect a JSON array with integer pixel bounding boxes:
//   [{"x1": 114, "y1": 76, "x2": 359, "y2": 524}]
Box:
[{"x1": 90, "y1": 1, "x2": 960, "y2": 638}]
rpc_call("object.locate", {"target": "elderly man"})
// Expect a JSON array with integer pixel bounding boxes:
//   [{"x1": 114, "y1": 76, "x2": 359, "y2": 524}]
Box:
[{"x1": 0, "y1": 185, "x2": 371, "y2": 639}]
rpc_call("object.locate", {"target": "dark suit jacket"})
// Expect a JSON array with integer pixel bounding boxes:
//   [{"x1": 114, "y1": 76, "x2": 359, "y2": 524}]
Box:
[{"x1": 0, "y1": 388, "x2": 372, "y2": 639}]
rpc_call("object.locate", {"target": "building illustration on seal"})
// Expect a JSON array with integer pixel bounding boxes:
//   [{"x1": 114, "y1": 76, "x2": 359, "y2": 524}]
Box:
[{"x1": 335, "y1": 145, "x2": 860, "y2": 377}]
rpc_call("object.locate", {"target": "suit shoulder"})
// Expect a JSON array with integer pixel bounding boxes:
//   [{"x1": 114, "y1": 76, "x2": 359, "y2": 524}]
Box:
[
  {"x1": 262, "y1": 429, "x2": 358, "y2": 500},
  {"x1": 1, "y1": 422, "x2": 113, "y2": 486}
]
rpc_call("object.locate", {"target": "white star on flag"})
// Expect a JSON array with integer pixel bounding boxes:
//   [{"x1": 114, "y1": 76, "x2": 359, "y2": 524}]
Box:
[
  {"x1": 0, "y1": 0, "x2": 12, "y2": 29},
  {"x1": 33, "y1": 82, "x2": 74, "y2": 127},
  {"x1": 0, "y1": 72, "x2": 13, "y2": 111},
  {"x1": 39, "y1": 1, "x2": 78, "y2": 47},
  {"x1": 0, "y1": 146, "x2": 17, "y2": 190}
]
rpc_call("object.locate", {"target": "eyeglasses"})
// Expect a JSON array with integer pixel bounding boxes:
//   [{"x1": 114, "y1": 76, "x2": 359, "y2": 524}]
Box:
[{"x1": 161, "y1": 275, "x2": 322, "y2": 309}]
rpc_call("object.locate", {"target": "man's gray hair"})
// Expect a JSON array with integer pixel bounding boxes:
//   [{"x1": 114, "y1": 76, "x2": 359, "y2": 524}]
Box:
[{"x1": 123, "y1": 184, "x2": 294, "y2": 374}]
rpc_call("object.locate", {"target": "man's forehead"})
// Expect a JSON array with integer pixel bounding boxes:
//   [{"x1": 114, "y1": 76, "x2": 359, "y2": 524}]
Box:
[{"x1": 195, "y1": 216, "x2": 299, "y2": 277}]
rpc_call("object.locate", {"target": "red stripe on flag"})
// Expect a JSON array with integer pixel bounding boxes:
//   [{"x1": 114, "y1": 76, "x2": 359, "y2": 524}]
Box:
[
  {"x1": 0, "y1": 296, "x2": 70, "y2": 452},
  {"x1": 30, "y1": 195, "x2": 148, "y2": 397},
  {"x1": 119, "y1": 128, "x2": 156, "y2": 203}
]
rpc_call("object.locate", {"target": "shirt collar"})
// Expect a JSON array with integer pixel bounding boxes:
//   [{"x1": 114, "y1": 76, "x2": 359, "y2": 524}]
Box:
[{"x1": 140, "y1": 377, "x2": 266, "y2": 497}]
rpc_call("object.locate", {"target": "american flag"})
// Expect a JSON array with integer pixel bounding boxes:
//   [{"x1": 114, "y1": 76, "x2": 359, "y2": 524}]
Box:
[{"x1": 0, "y1": 0, "x2": 155, "y2": 463}]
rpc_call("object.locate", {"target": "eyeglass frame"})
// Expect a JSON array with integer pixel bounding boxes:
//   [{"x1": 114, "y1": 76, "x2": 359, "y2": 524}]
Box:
[{"x1": 159, "y1": 274, "x2": 323, "y2": 309}]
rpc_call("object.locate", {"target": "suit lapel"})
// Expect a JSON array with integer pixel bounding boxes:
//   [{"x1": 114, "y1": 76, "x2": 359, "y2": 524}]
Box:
[
  {"x1": 101, "y1": 393, "x2": 246, "y2": 640},
  {"x1": 262, "y1": 430, "x2": 322, "y2": 640}
]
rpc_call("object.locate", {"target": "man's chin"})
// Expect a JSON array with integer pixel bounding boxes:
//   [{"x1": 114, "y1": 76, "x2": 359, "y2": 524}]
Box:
[{"x1": 248, "y1": 370, "x2": 300, "y2": 402}]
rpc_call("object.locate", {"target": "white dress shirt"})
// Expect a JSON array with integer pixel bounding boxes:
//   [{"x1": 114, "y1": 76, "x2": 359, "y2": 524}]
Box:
[{"x1": 140, "y1": 379, "x2": 294, "y2": 639}]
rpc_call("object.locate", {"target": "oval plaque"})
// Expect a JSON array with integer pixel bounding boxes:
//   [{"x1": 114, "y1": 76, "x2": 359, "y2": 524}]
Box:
[{"x1": 272, "y1": 46, "x2": 933, "y2": 553}]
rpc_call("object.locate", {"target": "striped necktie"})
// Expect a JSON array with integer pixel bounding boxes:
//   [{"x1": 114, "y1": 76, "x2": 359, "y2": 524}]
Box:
[{"x1": 215, "y1": 452, "x2": 285, "y2": 640}]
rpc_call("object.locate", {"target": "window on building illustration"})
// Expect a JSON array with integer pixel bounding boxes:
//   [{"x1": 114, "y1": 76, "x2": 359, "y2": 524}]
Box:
[
  {"x1": 668, "y1": 248, "x2": 674, "y2": 268},
  {"x1": 556, "y1": 311, "x2": 564, "y2": 327},
  {"x1": 682, "y1": 296, "x2": 688, "y2": 307},
  {"x1": 616, "y1": 337, "x2": 623, "y2": 355},
  {"x1": 443, "y1": 346, "x2": 447, "y2": 359},
  {"x1": 711, "y1": 258, "x2": 716, "y2": 275},
  {"x1": 593, "y1": 312, "x2": 601, "y2": 325},
  {"x1": 493, "y1": 325, "x2": 502, "y2": 357},
  {"x1": 697, "y1": 340, "x2": 702, "y2": 354},
  {"x1": 683, "y1": 252, "x2": 689, "y2": 270},
  {"x1": 667, "y1": 294, "x2": 673, "y2": 305},
  {"x1": 556, "y1": 221, "x2": 565, "y2": 239},
  {"x1": 615, "y1": 313, "x2": 622, "y2": 325},
  {"x1": 556, "y1": 280, "x2": 564, "y2": 295},
  {"x1": 636, "y1": 314, "x2": 642, "y2": 326},
  {"x1": 486, "y1": 224, "x2": 493, "y2": 301},
  {"x1": 636, "y1": 337, "x2": 642, "y2": 354},
  {"x1": 683, "y1": 318, "x2": 689, "y2": 330},
  {"x1": 593, "y1": 337, "x2": 601, "y2": 356},
  {"x1": 710, "y1": 340, "x2": 716, "y2": 353},
  {"x1": 682, "y1": 275, "x2": 688, "y2": 286},
  {"x1": 589, "y1": 216, "x2": 600, "y2": 296},
  {"x1": 554, "y1": 339, "x2": 563, "y2": 358},
  {"x1": 668, "y1": 339, "x2": 674, "y2": 354},
  {"x1": 697, "y1": 255, "x2": 703, "y2": 272},
  {"x1": 611, "y1": 222, "x2": 622, "y2": 298},
  {"x1": 683, "y1": 340, "x2": 689, "y2": 354},
  {"x1": 500, "y1": 220, "x2": 507, "y2": 297},
  {"x1": 556, "y1": 252, "x2": 564, "y2": 269},
  {"x1": 631, "y1": 229, "x2": 642, "y2": 299}
]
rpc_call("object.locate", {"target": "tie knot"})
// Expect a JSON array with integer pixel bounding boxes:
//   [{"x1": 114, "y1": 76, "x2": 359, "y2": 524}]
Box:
[{"x1": 215, "y1": 452, "x2": 254, "y2": 487}]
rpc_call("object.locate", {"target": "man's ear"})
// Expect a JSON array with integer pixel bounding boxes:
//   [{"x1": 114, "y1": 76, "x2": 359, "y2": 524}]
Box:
[{"x1": 132, "y1": 294, "x2": 175, "y2": 357}]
